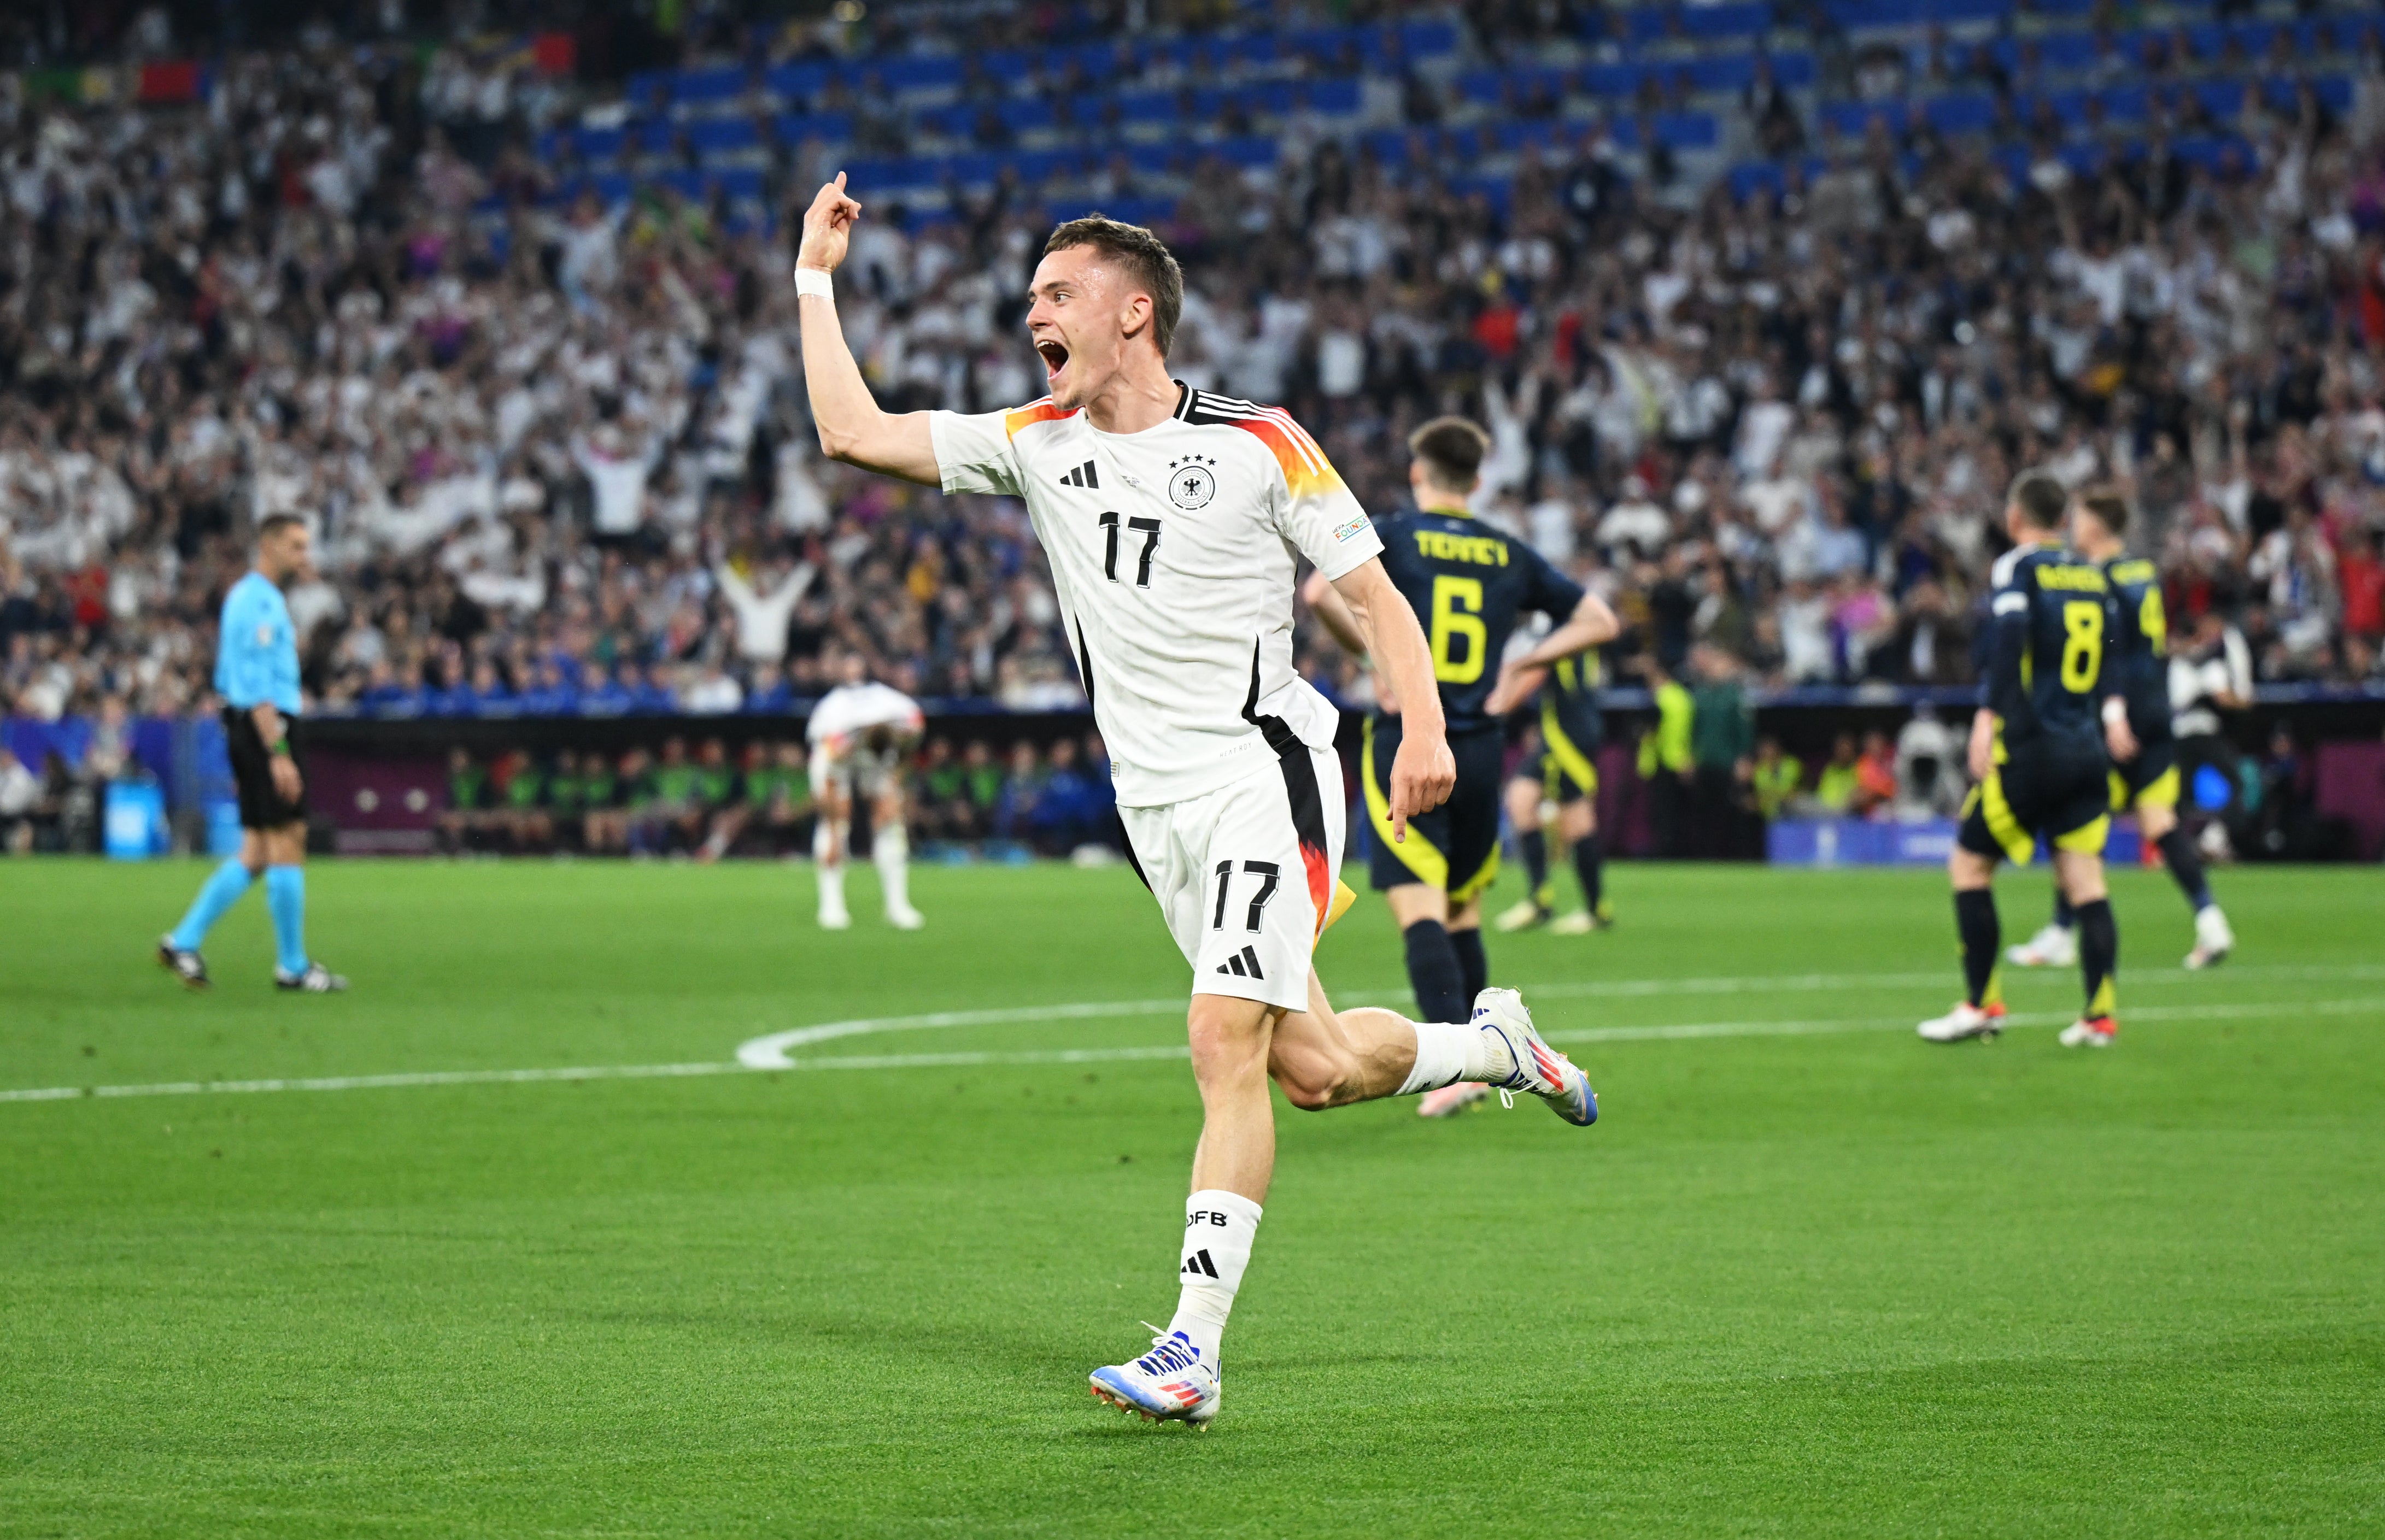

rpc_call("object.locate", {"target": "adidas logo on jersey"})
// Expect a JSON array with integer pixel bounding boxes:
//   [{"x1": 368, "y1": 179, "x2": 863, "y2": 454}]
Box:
[
  {"x1": 1215, "y1": 945, "x2": 1264, "y2": 980},
  {"x1": 1181, "y1": 1249, "x2": 1221, "y2": 1278},
  {"x1": 1059, "y1": 460, "x2": 1099, "y2": 489}
]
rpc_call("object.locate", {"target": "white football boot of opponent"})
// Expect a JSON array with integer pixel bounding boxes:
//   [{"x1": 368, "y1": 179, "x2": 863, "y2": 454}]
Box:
[
  {"x1": 2006, "y1": 924, "x2": 2077, "y2": 968},
  {"x1": 885, "y1": 900, "x2": 925, "y2": 930},
  {"x1": 817, "y1": 898, "x2": 851, "y2": 931},
  {"x1": 1918, "y1": 1001, "x2": 2006, "y2": 1043},
  {"x1": 1472, "y1": 987, "x2": 1598, "y2": 1125},
  {"x1": 1417, "y1": 1081, "x2": 1491, "y2": 1118},
  {"x1": 2059, "y1": 1016, "x2": 2118, "y2": 1048},
  {"x1": 1089, "y1": 1327, "x2": 1219, "y2": 1427},
  {"x1": 2183, "y1": 906, "x2": 2234, "y2": 970}
]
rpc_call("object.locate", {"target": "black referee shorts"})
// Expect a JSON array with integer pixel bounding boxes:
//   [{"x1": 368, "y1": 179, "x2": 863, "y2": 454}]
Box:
[
  {"x1": 222, "y1": 706, "x2": 310, "y2": 831},
  {"x1": 1363, "y1": 715, "x2": 1504, "y2": 902}
]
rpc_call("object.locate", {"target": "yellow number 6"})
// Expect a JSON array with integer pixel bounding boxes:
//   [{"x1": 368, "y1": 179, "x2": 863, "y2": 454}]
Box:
[{"x1": 1429, "y1": 576, "x2": 1487, "y2": 684}]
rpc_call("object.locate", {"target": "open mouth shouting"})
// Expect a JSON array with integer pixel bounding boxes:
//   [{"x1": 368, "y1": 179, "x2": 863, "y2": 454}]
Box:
[{"x1": 1036, "y1": 338, "x2": 1070, "y2": 381}]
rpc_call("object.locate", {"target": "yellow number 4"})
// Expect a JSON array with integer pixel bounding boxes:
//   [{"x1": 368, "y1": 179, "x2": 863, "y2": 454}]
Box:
[
  {"x1": 1429, "y1": 575, "x2": 1487, "y2": 683},
  {"x1": 2060, "y1": 601, "x2": 2103, "y2": 693}
]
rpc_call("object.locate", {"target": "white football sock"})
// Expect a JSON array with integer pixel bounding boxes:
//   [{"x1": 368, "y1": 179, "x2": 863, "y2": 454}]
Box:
[
  {"x1": 1397, "y1": 1016, "x2": 1515, "y2": 1095},
  {"x1": 814, "y1": 820, "x2": 847, "y2": 911},
  {"x1": 1167, "y1": 1189, "x2": 1261, "y2": 1366},
  {"x1": 875, "y1": 822, "x2": 910, "y2": 911}
]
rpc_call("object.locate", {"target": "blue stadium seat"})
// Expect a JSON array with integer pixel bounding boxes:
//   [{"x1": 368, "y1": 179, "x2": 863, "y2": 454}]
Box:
[
  {"x1": 1118, "y1": 90, "x2": 1182, "y2": 124},
  {"x1": 765, "y1": 61, "x2": 833, "y2": 99},
  {"x1": 772, "y1": 112, "x2": 852, "y2": 145},
  {"x1": 687, "y1": 119, "x2": 761, "y2": 156},
  {"x1": 673, "y1": 67, "x2": 746, "y2": 108},
  {"x1": 1820, "y1": 101, "x2": 1896, "y2": 138},
  {"x1": 1925, "y1": 93, "x2": 1997, "y2": 134},
  {"x1": 1685, "y1": 3, "x2": 1773, "y2": 40},
  {"x1": 712, "y1": 167, "x2": 765, "y2": 201},
  {"x1": 1652, "y1": 111, "x2": 1718, "y2": 149}
]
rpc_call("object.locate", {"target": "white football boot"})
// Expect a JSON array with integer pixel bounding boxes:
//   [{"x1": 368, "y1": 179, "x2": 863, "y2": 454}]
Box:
[
  {"x1": 817, "y1": 898, "x2": 851, "y2": 931},
  {"x1": 1472, "y1": 988, "x2": 1597, "y2": 1125},
  {"x1": 2183, "y1": 906, "x2": 2234, "y2": 970},
  {"x1": 1918, "y1": 1001, "x2": 2006, "y2": 1043},
  {"x1": 1493, "y1": 898, "x2": 1549, "y2": 933},
  {"x1": 2059, "y1": 1016, "x2": 2118, "y2": 1048},
  {"x1": 1088, "y1": 1327, "x2": 1219, "y2": 1427},
  {"x1": 1417, "y1": 1081, "x2": 1491, "y2": 1118},
  {"x1": 885, "y1": 901, "x2": 925, "y2": 931},
  {"x1": 2006, "y1": 924, "x2": 2077, "y2": 968}
]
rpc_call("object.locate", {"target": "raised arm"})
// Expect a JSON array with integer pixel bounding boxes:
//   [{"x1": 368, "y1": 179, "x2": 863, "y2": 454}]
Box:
[
  {"x1": 1328, "y1": 556, "x2": 1454, "y2": 839},
  {"x1": 794, "y1": 177, "x2": 942, "y2": 486},
  {"x1": 1484, "y1": 592, "x2": 1621, "y2": 716}
]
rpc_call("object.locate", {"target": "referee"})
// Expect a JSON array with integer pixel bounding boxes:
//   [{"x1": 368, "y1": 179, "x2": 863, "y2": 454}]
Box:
[{"x1": 158, "y1": 513, "x2": 347, "y2": 992}]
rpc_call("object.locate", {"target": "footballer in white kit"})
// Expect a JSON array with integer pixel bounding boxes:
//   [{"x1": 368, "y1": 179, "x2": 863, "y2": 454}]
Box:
[
  {"x1": 929, "y1": 386, "x2": 1375, "y2": 1006},
  {"x1": 793, "y1": 174, "x2": 1601, "y2": 1428},
  {"x1": 805, "y1": 659, "x2": 925, "y2": 931}
]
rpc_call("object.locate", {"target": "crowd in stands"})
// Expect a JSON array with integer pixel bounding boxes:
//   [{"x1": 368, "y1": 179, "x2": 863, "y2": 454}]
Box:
[{"x1": 4, "y1": 0, "x2": 2385, "y2": 838}]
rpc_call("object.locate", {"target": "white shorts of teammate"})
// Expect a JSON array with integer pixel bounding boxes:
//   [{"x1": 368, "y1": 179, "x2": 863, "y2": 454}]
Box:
[
  {"x1": 1120, "y1": 742, "x2": 1346, "y2": 1015},
  {"x1": 809, "y1": 742, "x2": 903, "y2": 802}
]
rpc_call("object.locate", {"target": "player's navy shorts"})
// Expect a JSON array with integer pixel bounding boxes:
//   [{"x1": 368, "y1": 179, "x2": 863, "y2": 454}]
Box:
[
  {"x1": 1538, "y1": 702, "x2": 1602, "y2": 804},
  {"x1": 2110, "y1": 733, "x2": 2179, "y2": 812},
  {"x1": 222, "y1": 706, "x2": 310, "y2": 830},
  {"x1": 1363, "y1": 715, "x2": 1504, "y2": 902},
  {"x1": 1958, "y1": 738, "x2": 2108, "y2": 865}
]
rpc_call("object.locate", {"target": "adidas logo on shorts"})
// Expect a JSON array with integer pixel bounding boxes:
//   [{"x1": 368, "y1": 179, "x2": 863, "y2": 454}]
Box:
[{"x1": 1215, "y1": 945, "x2": 1264, "y2": 980}]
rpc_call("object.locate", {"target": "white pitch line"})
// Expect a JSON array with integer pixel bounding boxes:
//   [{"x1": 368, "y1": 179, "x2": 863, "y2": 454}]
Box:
[
  {"x1": 734, "y1": 961, "x2": 2385, "y2": 1068},
  {"x1": 3, "y1": 996, "x2": 2374, "y2": 1107}
]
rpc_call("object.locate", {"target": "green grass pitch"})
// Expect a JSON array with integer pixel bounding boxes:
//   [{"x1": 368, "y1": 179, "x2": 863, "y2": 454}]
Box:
[{"x1": 3, "y1": 856, "x2": 2382, "y2": 1537}]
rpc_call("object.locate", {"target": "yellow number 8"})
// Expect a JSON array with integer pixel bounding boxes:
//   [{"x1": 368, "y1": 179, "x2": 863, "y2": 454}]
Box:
[
  {"x1": 2060, "y1": 601, "x2": 2103, "y2": 693},
  {"x1": 1428, "y1": 575, "x2": 1487, "y2": 683}
]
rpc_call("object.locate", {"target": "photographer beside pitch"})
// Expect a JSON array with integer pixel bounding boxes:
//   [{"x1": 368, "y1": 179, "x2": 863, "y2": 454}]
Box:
[
  {"x1": 790, "y1": 173, "x2": 1602, "y2": 1428},
  {"x1": 157, "y1": 513, "x2": 346, "y2": 994}
]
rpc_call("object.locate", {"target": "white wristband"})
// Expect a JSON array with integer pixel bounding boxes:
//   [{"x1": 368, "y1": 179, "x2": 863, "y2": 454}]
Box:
[{"x1": 793, "y1": 267, "x2": 834, "y2": 301}]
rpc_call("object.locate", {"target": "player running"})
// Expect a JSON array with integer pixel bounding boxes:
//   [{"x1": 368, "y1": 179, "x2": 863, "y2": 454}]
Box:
[
  {"x1": 2004, "y1": 489, "x2": 2235, "y2": 973},
  {"x1": 1493, "y1": 646, "x2": 1614, "y2": 936},
  {"x1": 1300, "y1": 418, "x2": 1616, "y2": 1110},
  {"x1": 157, "y1": 513, "x2": 347, "y2": 993},
  {"x1": 793, "y1": 175, "x2": 1599, "y2": 1427},
  {"x1": 806, "y1": 654, "x2": 926, "y2": 931},
  {"x1": 1920, "y1": 471, "x2": 2130, "y2": 1049}
]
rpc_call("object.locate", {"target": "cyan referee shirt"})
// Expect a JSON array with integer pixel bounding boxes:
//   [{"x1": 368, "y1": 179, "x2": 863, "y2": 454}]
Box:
[{"x1": 215, "y1": 572, "x2": 303, "y2": 715}]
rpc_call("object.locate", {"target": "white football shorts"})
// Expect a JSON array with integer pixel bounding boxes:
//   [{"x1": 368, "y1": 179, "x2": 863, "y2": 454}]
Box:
[
  {"x1": 1119, "y1": 740, "x2": 1347, "y2": 1014},
  {"x1": 810, "y1": 742, "x2": 901, "y2": 802}
]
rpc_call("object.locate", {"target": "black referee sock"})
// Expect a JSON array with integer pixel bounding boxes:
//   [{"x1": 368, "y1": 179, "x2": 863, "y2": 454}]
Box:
[
  {"x1": 2076, "y1": 898, "x2": 2119, "y2": 1020},
  {"x1": 1955, "y1": 889, "x2": 2001, "y2": 1009},
  {"x1": 2155, "y1": 827, "x2": 2215, "y2": 912},
  {"x1": 2053, "y1": 891, "x2": 2076, "y2": 931},
  {"x1": 1450, "y1": 926, "x2": 1488, "y2": 1006},
  {"x1": 1519, "y1": 829, "x2": 1551, "y2": 907},
  {"x1": 1573, "y1": 833, "x2": 1605, "y2": 916},
  {"x1": 1402, "y1": 919, "x2": 1469, "y2": 1026}
]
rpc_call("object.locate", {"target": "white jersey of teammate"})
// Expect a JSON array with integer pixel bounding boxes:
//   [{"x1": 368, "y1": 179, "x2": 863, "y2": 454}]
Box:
[
  {"x1": 930, "y1": 384, "x2": 1382, "y2": 1010},
  {"x1": 807, "y1": 681, "x2": 923, "y2": 797}
]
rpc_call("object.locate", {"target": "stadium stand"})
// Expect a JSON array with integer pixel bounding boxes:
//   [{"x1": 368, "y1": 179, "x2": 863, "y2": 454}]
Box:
[{"x1": 2, "y1": 0, "x2": 2384, "y2": 853}]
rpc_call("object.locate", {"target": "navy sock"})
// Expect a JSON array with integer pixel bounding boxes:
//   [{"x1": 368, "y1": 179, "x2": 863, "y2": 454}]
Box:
[
  {"x1": 1449, "y1": 926, "x2": 1487, "y2": 1004},
  {"x1": 1955, "y1": 889, "x2": 2001, "y2": 1009},
  {"x1": 2053, "y1": 890, "x2": 2076, "y2": 930},
  {"x1": 1401, "y1": 919, "x2": 1468, "y2": 1026},
  {"x1": 1573, "y1": 832, "x2": 1605, "y2": 915},
  {"x1": 1518, "y1": 829, "x2": 1550, "y2": 907},
  {"x1": 2077, "y1": 897, "x2": 2118, "y2": 1019},
  {"x1": 2155, "y1": 827, "x2": 2214, "y2": 912}
]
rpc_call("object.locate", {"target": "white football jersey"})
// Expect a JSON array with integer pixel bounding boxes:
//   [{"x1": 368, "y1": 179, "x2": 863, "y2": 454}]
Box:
[
  {"x1": 806, "y1": 681, "x2": 924, "y2": 749},
  {"x1": 930, "y1": 384, "x2": 1383, "y2": 807}
]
